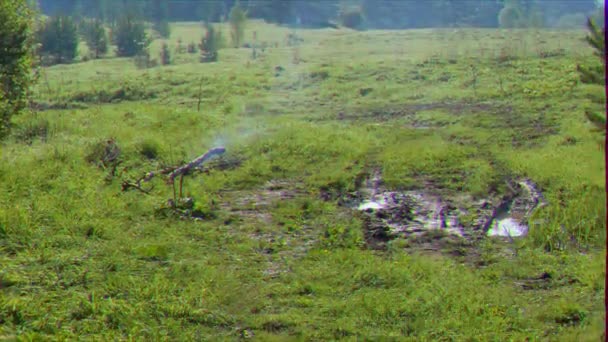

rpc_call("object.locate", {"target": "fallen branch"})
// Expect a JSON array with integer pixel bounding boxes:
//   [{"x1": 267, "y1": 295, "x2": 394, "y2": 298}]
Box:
[
  {"x1": 166, "y1": 146, "x2": 226, "y2": 184},
  {"x1": 143, "y1": 165, "x2": 179, "y2": 182},
  {"x1": 126, "y1": 147, "x2": 227, "y2": 202},
  {"x1": 121, "y1": 178, "x2": 155, "y2": 194}
]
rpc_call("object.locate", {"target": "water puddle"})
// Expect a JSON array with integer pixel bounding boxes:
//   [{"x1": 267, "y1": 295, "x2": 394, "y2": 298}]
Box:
[
  {"x1": 349, "y1": 172, "x2": 545, "y2": 248},
  {"x1": 358, "y1": 197, "x2": 386, "y2": 210},
  {"x1": 487, "y1": 217, "x2": 528, "y2": 237}
]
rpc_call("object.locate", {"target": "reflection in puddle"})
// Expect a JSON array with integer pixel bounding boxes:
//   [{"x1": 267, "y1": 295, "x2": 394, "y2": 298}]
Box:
[
  {"x1": 487, "y1": 217, "x2": 528, "y2": 237},
  {"x1": 358, "y1": 198, "x2": 386, "y2": 210}
]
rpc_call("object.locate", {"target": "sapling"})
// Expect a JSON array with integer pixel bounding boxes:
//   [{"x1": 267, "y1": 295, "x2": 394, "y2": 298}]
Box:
[{"x1": 469, "y1": 64, "x2": 478, "y2": 96}]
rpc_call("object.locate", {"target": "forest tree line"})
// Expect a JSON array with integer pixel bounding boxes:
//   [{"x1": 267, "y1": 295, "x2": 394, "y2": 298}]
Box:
[{"x1": 33, "y1": 0, "x2": 603, "y2": 29}]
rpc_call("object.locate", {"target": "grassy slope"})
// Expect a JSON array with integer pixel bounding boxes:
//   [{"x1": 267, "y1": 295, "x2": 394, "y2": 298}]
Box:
[{"x1": 0, "y1": 21, "x2": 605, "y2": 340}]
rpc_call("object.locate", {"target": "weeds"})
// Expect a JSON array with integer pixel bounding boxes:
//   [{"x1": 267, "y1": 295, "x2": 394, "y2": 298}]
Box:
[{"x1": 12, "y1": 116, "x2": 50, "y2": 144}]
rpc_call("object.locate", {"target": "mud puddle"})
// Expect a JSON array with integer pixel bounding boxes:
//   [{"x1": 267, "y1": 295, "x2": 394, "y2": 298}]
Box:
[{"x1": 347, "y1": 170, "x2": 546, "y2": 250}]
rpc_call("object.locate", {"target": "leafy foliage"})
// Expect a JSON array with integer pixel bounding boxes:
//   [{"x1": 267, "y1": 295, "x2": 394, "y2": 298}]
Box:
[
  {"x1": 36, "y1": 15, "x2": 79, "y2": 65},
  {"x1": 0, "y1": 0, "x2": 35, "y2": 139}
]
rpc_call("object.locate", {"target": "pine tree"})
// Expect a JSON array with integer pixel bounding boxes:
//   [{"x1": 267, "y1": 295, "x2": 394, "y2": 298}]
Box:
[
  {"x1": 199, "y1": 23, "x2": 219, "y2": 62},
  {"x1": 229, "y1": 1, "x2": 247, "y2": 48},
  {"x1": 577, "y1": 17, "x2": 605, "y2": 87},
  {"x1": 81, "y1": 19, "x2": 108, "y2": 59},
  {"x1": 37, "y1": 15, "x2": 79, "y2": 64},
  {"x1": 584, "y1": 17, "x2": 605, "y2": 60},
  {"x1": 148, "y1": 0, "x2": 170, "y2": 38},
  {"x1": 114, "y1": 13, "x2": 150, "y2": 57},
  {"x1": 577, "y1": 17, "x2": 606, "y2": 137},
  {"x1": 160, "y1": 42, "x2": 171, "y2": 65}
]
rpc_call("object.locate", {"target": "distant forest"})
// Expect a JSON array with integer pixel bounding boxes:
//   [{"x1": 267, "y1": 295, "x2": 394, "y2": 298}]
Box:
[{"x1": 34, "y1": 0, "x2": 602, "y2": 29}]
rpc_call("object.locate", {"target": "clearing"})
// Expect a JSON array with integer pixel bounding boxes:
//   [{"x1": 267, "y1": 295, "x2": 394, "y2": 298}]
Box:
[{"x1": 0, "y1": 21, "x2": 605, "y2": 340}]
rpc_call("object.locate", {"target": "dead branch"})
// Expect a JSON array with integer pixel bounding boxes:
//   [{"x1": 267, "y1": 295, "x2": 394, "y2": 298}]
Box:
[
  {"x1": 124, "y1": 147, "x2": 226, "y2": 200},
  {"x1": 143, "y1": 165, "x2": 179, "y2": 182},
  {"x1": 121, "y1": 171, "x2": 155, "y2": 194},
  {"x1": 167, "y1": 147, "x2": 226, "y2": 184}
]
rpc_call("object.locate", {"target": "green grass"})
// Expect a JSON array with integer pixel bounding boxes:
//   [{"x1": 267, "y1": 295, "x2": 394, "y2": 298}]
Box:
[{"x1": 0, "y1": 20, "x2": 605, "y2": 340}]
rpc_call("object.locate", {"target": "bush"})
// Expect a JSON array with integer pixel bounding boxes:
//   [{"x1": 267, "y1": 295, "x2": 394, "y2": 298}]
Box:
[
  {"x1": 133, "y1": 49, "x2": 157, "y2": 69},
  {"x1": 36, "y1": 15, "x2": 79, "y2": 65},
  {"x1": 175, "y1": 37, "x2": 185, "y2": 54},
  {"x1": 113, "y1": 13, "x2": 150, "y2": 57},
  {"x1": 80, "y1": 19, "x2": 108, "y2": 59},
  {"x1": 339, "y1": 8, "x2": 364, "y2": 30},
  {"x1": 160, "y1": 42, "x2": 171, "y2": 65},
  {"x1": 13, "y1": 116, "x2": 50, "y2": 145},
  {"x1": 136, "y1": 139, "x2": 161, "y2": 160},
  {"x1": 187, "y1": 42, "x2": 197, "y2": 54},
  {"x1": 85, "y1": 138, "x2": 121, "y2": 169},
  {"x1": 229, "y1": 1, "x2": 247, "y2": 48}
]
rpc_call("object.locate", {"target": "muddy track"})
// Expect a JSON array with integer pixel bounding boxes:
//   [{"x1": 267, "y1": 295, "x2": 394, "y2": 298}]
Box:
[
  {"x1": 331, "y1": 101, "x2": 513, "y2": 123},
  {"x1": 218, "y1": 180, "x2": 318, "y2": 278}
]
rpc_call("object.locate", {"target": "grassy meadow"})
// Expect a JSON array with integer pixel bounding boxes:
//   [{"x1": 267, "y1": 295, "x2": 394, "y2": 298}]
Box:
[{"x1": 0, "y1": 20, "x2": 606, "y2": 340}]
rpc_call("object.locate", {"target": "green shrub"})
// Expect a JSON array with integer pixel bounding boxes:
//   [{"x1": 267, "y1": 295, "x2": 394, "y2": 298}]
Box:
[
  {"x1": 85, "y1": 138, "x2": 121, "y2": 167},
  {"x1": 136, "y1": 139, "x2": 161, "y2": 160},
  {"x1": 187, "y1": 42, "x2": 197, "y2": 54},
  {"x1": 13, "y1": 117, "x2": 50, "y2": 144},
  {"x1": 160, "y1": 42, "x2": 171, "y2": 65},
  {"x1": 133, "y1": 49, "x2": 157, "y2": 69}
]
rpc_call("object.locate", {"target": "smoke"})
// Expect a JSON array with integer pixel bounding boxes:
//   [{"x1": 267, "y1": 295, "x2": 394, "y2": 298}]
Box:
[{"x1": 206, "y1": 116, "x2": 269, "y2": 153}]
